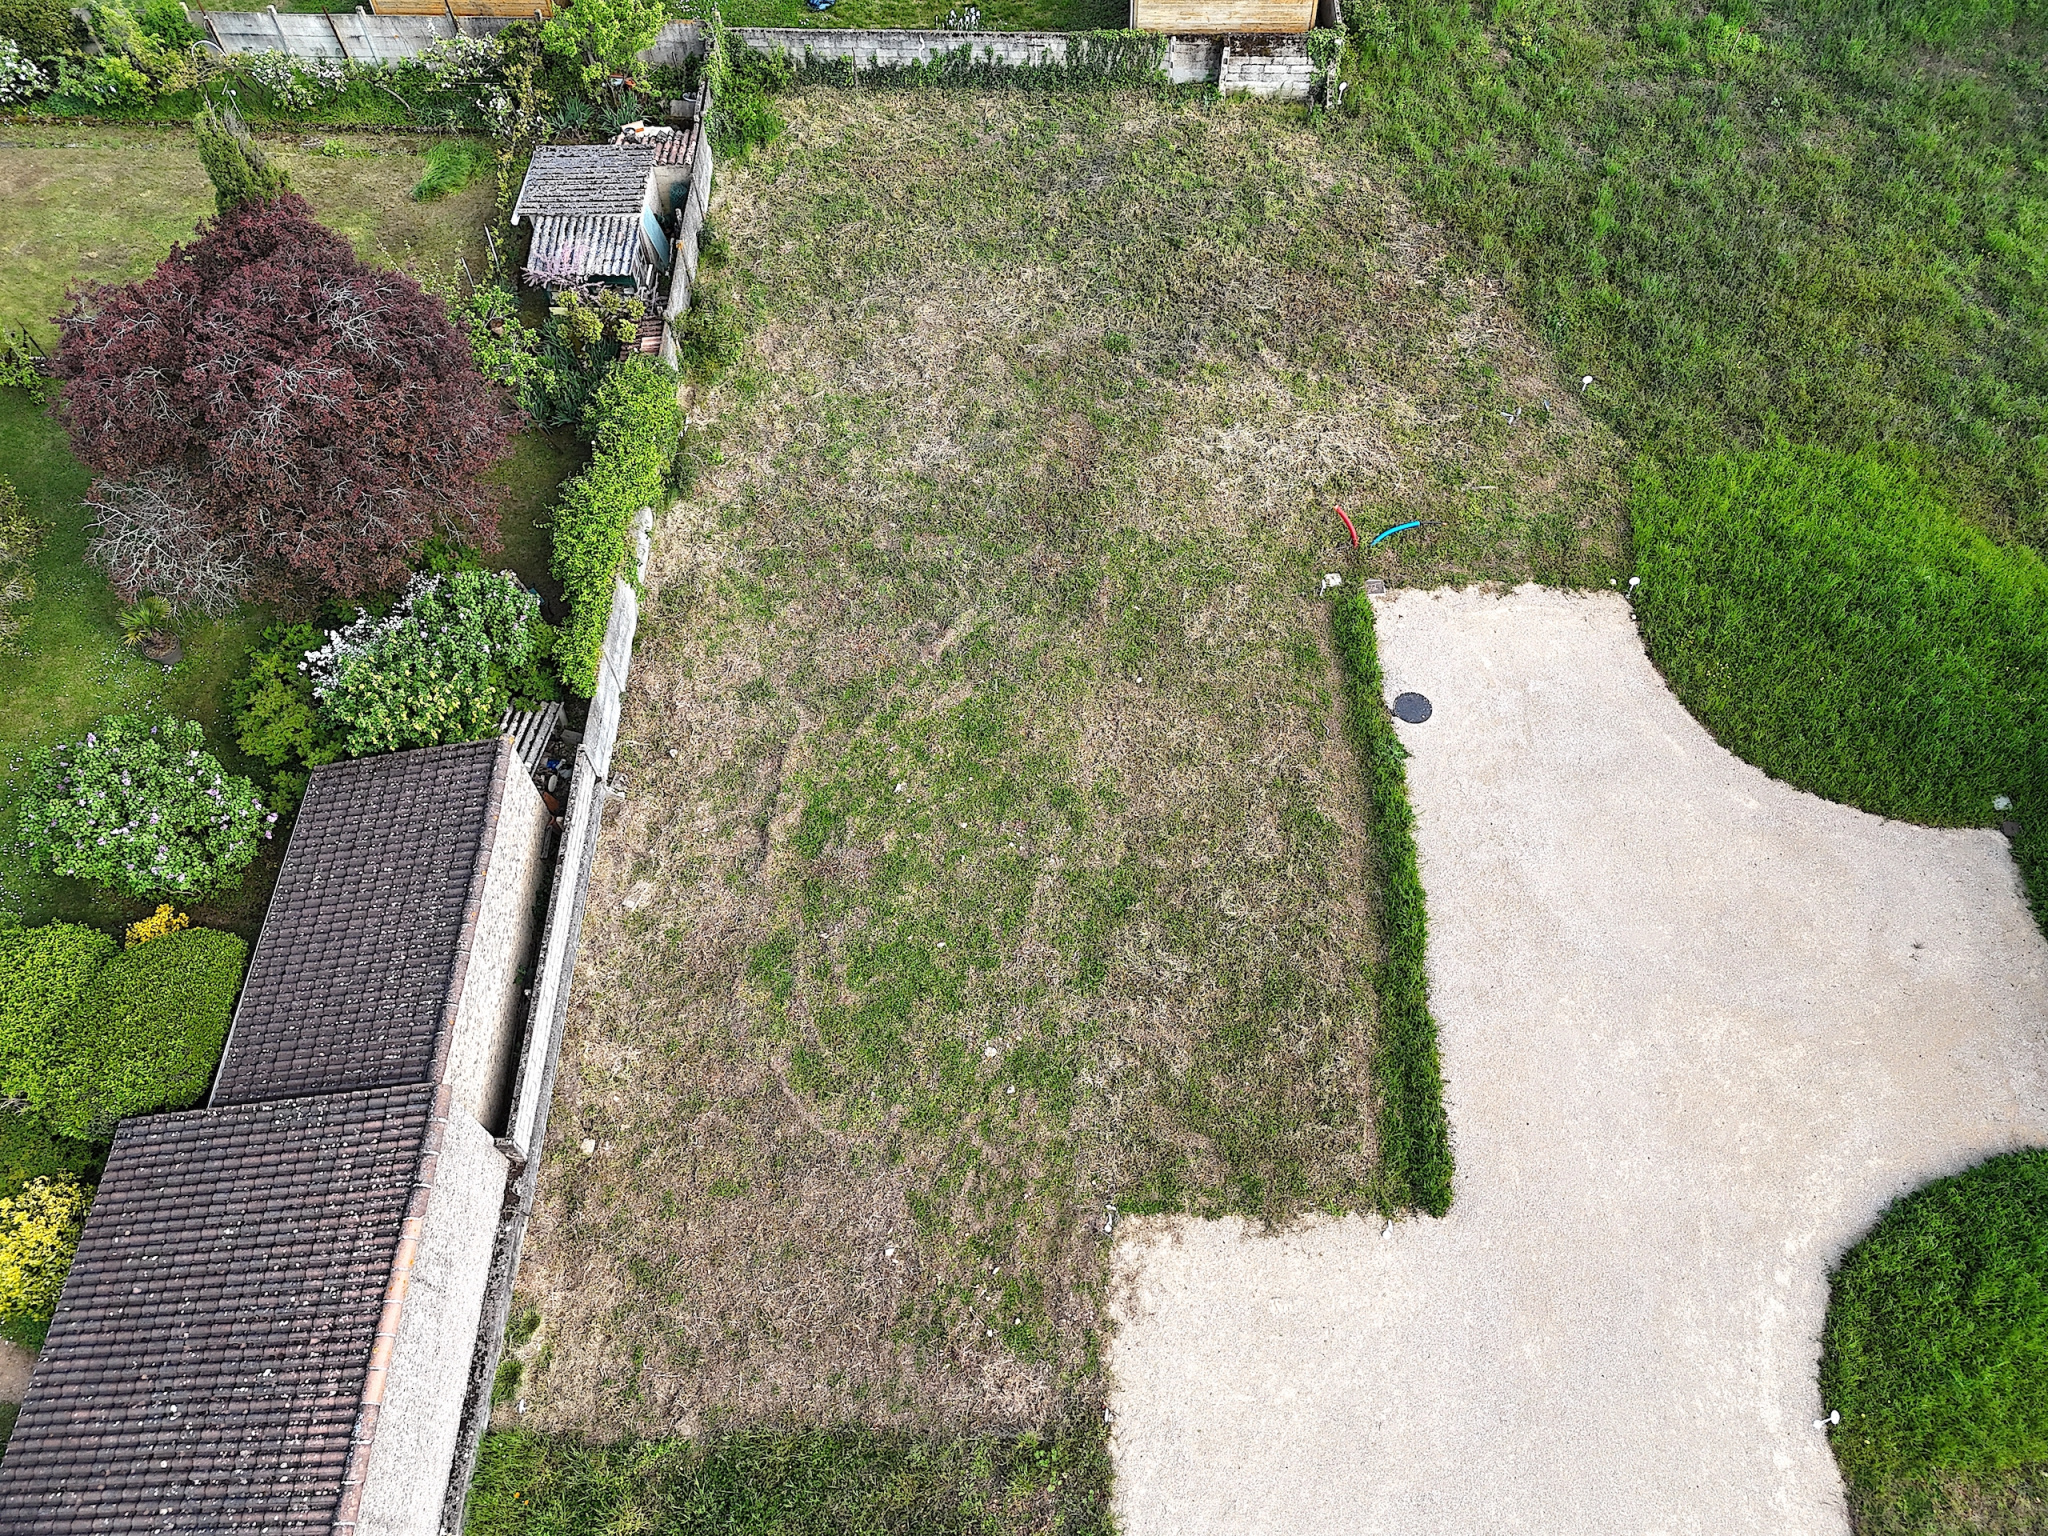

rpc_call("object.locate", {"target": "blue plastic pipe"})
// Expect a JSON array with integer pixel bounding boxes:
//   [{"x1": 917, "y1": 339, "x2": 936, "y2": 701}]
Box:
[{"x1": 1370, "y1": 520, "x2": 1422, "y2": 547}]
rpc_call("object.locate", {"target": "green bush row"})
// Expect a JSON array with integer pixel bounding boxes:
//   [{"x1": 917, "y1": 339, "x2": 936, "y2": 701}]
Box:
[
  {"x1": 549, "y1": 355, "x2": 679, "y2": 696},
  {"x1": 777, "y1": 29, "x2": 1170, "y2": 91},
  {"x1": 0, "y1": 919, "x2": 246, "y2": 1142},
  {"x1": 1633, "y1": 446, "x2": 2048, "y2": 927},
  {"x1": 1330, "y1": 588, "x2": 1454, "y2": 1217}
]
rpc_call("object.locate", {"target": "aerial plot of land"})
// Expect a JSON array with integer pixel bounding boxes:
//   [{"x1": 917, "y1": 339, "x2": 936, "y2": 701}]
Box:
[
  {"x1": 508, "y1": 88, "x2": 1624, "y2": 1438},
  {"x1": 2, "y1": 0, "x2": 2046, "y2": 1524}
]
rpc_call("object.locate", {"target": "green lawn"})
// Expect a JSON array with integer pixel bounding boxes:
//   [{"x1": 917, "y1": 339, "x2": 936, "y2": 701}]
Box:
[{"x1": 1821, "y1": 1151, "x2": 2048, "y2": 1535}]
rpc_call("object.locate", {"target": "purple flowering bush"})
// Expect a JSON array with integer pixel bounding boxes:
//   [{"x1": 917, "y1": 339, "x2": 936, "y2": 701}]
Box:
[{"x1": 16, "y1": 716, "x2": 272, "y2": 899}]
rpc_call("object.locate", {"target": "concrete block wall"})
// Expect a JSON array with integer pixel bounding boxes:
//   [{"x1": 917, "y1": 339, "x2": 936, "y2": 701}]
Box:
[
  {"x1": 203, "y1": 7, "x2": 515, "y2": 62},
  {"x1": 1217, "y1": 32, "x2": 1313, "y2": 97}
]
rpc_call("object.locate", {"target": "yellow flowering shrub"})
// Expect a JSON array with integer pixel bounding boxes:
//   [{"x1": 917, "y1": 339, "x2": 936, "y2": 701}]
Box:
[
  {"x1": 124, "y1": 904, "x2": 190, "y2": 948},
  {"x1": 0, "y1": 1176, "x2": 91, "y2": 1330}
]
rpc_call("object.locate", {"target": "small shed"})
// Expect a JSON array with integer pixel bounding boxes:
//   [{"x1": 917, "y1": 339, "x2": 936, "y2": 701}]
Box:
[{"x1": 511, "y1": 144, "x2": 670, "y2": 296}]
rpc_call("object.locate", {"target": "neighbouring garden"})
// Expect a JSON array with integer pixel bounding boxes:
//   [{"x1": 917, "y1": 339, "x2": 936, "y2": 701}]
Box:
[{"x1": 0, "y1": 41, "x2": 694, "y2": 1414}]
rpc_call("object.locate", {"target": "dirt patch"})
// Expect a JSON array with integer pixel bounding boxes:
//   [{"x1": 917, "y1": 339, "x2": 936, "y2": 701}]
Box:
[{"x1": 509, "y1": 92, "x2": 1630, "y2": 1439}]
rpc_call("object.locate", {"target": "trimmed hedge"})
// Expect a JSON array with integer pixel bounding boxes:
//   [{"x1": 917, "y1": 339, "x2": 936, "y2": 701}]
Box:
[
  {"x1": 1331, "y1": 588, "x2": 1454, "y2": 1217},
  {"x1": 1821, "y1": 1150, "x2": 2048, "y2": 1512},
  {"x1": 550, "y1": 356, "x2": 679, "y2": 696},
  {"x1": 0, "y1": 920, "x2": 116, "y2": 1103},
  {"x1": 35, "y1": 927, "x2": 248, "y2": 1141},
  {"x1": 1633, "y1": 447, "x2": 2048, "y2": 930}
]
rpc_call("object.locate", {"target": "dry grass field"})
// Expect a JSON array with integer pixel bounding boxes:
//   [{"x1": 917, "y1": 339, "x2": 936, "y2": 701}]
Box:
[{"x1": 505, "y1": 89, "x2": 1627, "y2": 1440}]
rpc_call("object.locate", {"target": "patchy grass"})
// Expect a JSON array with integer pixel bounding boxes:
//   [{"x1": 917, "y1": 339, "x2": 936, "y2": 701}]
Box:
[
  {"x1": 1820, "y1": 1149, "x2": 2048, "y2": 1535},
  {"x1": 508, "y1": 89, "x2": 1622, "y2": 1445},
  {"x1": 467, "y1": 1410, "x2": 1112, "y2": 1535},
  {"x1": 0, "y1": 128, "x2": 494, "y2": 345}
]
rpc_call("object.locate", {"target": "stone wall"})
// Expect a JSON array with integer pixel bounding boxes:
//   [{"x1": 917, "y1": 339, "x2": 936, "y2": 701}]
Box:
[
  {"x1": 1217, "y1": 31, "x2": 1314, "y2": 97},
  {"x1": 357, "y1": 1111, "x2": 509, "y2": 1536}
]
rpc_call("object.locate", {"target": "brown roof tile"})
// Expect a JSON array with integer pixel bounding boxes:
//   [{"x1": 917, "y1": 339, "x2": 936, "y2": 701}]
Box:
[
  {"x1": 0, "y1": 1087, "x2": 443, "y2": 1531},
  {"x1": 210, "y1": 740, "x2": 513, "y2": 1108}
]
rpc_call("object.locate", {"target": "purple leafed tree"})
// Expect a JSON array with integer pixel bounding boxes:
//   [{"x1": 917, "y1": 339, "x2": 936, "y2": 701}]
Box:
[{"x1": 54, "y1": 194, "x2": 514, "y2": 603}]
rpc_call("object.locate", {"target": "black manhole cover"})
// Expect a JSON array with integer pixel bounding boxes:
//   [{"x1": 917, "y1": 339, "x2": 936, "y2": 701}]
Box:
[{"x1": 1392, "y1": 692, "x2": 1433, "y2": 724}]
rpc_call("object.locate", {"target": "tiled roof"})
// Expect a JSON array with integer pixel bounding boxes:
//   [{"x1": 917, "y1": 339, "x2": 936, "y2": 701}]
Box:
[
  {"x1": 524, "y1": 213, "x2": 643, "y2": 282},
  {"x1": 0, "y1": 1086, "x2": 443, "y2": 1530},
  {"x1": 510, "y1": 144, "x2": 657, "y2": 222},
  {"x1": 210, "y1": 739, "x2": 513, "y2": 1108}
]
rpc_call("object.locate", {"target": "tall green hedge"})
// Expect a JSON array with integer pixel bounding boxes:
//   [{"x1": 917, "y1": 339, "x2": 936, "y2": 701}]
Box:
[
  {"x1": 550, "y1": 356, "x2": 679, "y2": 696},
  {"x1": 1331, "y1": 588, "x2": 1454, "y2": 1217},
  {"x1": 35, "y1": 928, "x2": 248, "y2": 1141},
  {"x1": 0, "y1": 920, "x2": 116, "y2": 1103}
]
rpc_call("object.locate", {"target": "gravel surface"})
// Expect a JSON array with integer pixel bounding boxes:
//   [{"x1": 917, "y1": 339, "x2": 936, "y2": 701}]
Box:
[{"x1": 1107, "y1": 584, "x2": 2048, "y2": 1536}]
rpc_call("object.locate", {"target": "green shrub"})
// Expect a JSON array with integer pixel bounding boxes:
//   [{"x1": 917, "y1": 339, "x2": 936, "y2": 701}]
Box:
[
  {"x1": 705, "y1": 18, "x2": 787, "y2": 154},
  {"x1": 1821, "y1": 1150, "x2": 2048, "y2": 1507},
  {"x1": 411, "y1": 137, "x2": 491, "y2": 201},
  {"x1": 35, "y1": 927, "x2": 247, "y2": 1141},
  {"x1": 540, "y1": 0, "x2": 667, "y2": 90},
  {"x1": 0, "y1": 1107, "x2": 103, "y2": 1203},
  {"x1": 307, "y1": 569, "x2": 542, "y2": 757},
  {"x1": 550, "y1": 355, "x2": 678, "y2": 695},
  {"x1": 0, "y1": 0, "x2": 71, "y2": 56},
  {"x1": 673, "y1": 286, "x2": 745, "y2": 384},
  {"x1": 0, "y1": 919, "x2": 116, "y2": 1103},
  {"x1": 135, "y1": 0, "x2": 199, "y2": 46},
  {"x1": 1331, "y1": 588, "x2": 1453, "y2": 1217},
  {"x1": 17, "y1": 715, "x2": 273, "y2": 900},
  {"x1": 1632, "y1": 446, "x2": 2048, "y2": 919},
  {"x1": 0, "y1": 1175, "x2": 91, "y2": 1351},
  {"x1": 228, "y1": 622, "x2": 343, "y2": 814}
]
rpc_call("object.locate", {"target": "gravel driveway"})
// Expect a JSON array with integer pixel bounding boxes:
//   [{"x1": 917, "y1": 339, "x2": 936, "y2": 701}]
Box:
[{"x1": 1107, "y1": 585, "x2": 2048, "y2": 1536}]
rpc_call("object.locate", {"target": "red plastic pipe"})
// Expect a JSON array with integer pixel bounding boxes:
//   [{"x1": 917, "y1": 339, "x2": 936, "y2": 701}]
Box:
[{"x1": 1335, "y1": 505, "x2": 1360, "y2": 547}]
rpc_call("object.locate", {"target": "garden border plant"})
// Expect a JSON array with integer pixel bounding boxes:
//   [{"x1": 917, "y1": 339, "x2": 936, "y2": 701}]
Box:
[
  {"x1": 547, "y1": 354, "x2": 679, "y2": 696},
  {"x1": 1331, "y1": 584, "x2": 1453, "y2": 1216}
]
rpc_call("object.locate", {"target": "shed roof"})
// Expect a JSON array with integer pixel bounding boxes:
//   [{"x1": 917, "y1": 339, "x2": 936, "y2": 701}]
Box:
[
  {"x1": 210, "y1": 738, "x2": 515, "y2": 1108},
  {"x1": 0, "y1": 1085, "x2": 444, "y2": 1531},
  {"x1": 511, "y1": 144, "x2": 658, "y2": 223},
  {"x1": 524, "y1": 213, "x2": 644, "y2": 283}
]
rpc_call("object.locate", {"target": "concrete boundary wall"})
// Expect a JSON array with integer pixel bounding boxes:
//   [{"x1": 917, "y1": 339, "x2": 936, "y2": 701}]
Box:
[
  {"x1": 202, "y1": 7, "x2": 517, "y2": 60},
  {"x1": 204, "y1": 12, "x2": 1322, "y2": 98},
  {"x1": 439, "y1": 106, "x2": 710, "y2": 1532}
]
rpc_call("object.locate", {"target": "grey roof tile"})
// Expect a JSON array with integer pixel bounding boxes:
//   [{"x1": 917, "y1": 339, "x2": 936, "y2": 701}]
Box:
[
  {"x1": 210, "y1": 739, "x2": 513, "y2": 1108},
  {"x1": 0, "y1": 1086, "x2": 445, "y2": 1531},
  {"x1": 511, "y1": 144, "x2": 658, "y2": 222}
]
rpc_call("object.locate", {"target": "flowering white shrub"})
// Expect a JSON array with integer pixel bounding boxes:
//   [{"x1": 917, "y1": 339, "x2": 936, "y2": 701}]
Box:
[
  {"x1": 233, "y1": 49, "x2": 352, "y2": 110},
  {"x1": 0, "y1": 40, "x2": 50, "y2": 106},
  {"x1": 305, "y1": 569, "x2": 541, "y2": 756}
]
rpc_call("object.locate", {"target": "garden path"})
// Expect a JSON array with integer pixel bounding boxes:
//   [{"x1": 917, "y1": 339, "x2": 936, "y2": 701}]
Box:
[{"x1": 1107, "y1": 584, "x2": 2048, "y2": 1535}]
